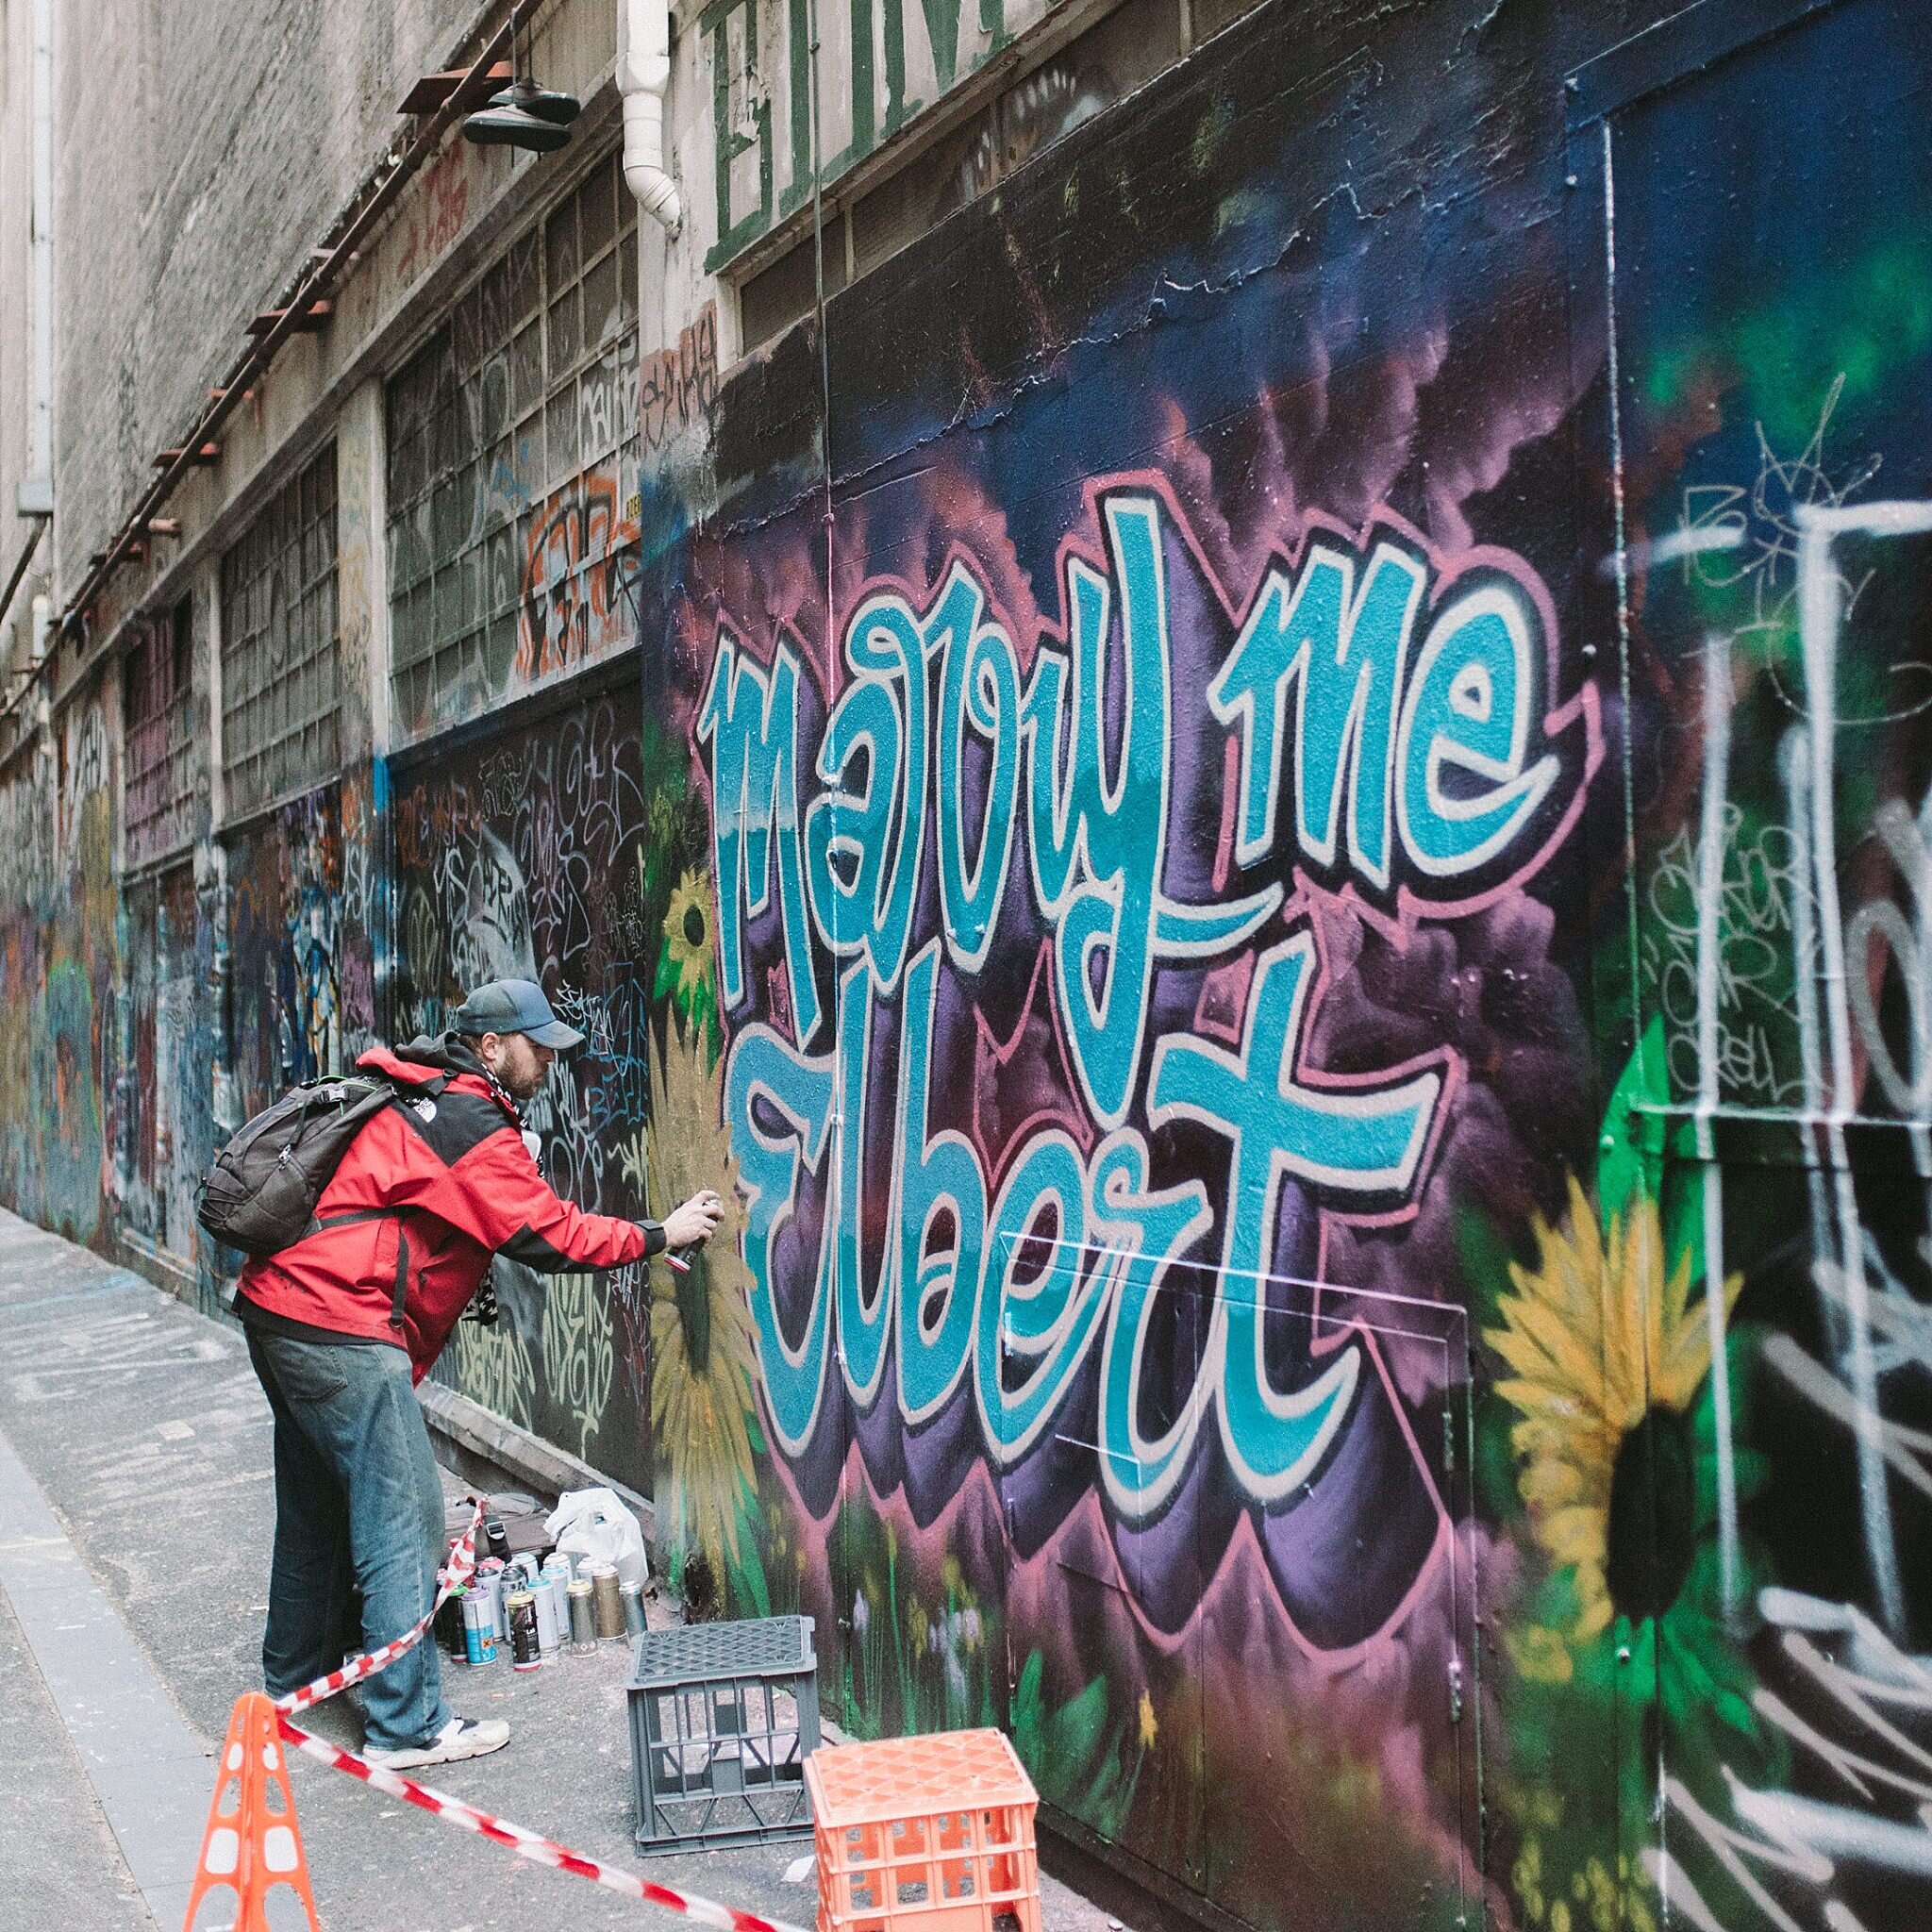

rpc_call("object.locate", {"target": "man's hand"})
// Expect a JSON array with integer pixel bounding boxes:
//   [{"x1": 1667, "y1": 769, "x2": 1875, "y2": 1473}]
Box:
[{"x1": 660, "y1": 1191, "x2": 724, "y2": 1251}]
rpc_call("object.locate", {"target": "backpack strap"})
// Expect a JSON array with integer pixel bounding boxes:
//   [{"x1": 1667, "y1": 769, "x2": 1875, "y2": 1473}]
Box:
[
  {"x1": 390, "y1": 1223, "x2": 412, "y2": 1329},
  {"x1": 304, "y1": 1206, "x2": 393, "y2": 1240},
  {"x1": 374, "y1": 1068, "x2": 450, "y2": 1101},
  {"x1": 371, "y1": 1070, "x2": 446, "y2": 1326},
  {"x1": 293, "y1": 1068, "x2": 451, "y2": 1328},
  {"x1": 288, "y1": 1204, "x2": 411, "y2": 1330}
]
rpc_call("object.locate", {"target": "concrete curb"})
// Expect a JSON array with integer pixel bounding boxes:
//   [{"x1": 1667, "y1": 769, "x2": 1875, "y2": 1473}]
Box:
[
  {"x1": 0, "y1": 1414, "x2": 211, "y2": 1929},
  {"x1": 415, "y1": 1378, "x2": 657, "y2": 1543}
]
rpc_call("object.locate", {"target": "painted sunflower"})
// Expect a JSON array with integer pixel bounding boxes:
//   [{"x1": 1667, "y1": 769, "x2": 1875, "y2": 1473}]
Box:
[
  {"x1": 647, "y1": 1019, "x2": 760, "y2": 1591},
  {"x1": 661, "y1": 869, "x2": 716, "y2": 1008},
  {"x1": 1487, "y1": 1175, "x2": 1741, "y2": 1646},
  {"x1": 1489, "y1": 1128, "x2": 1774, "y2": 1932}
]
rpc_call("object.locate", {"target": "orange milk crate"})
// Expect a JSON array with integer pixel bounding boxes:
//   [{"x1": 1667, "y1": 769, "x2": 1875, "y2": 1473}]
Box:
[{"x1": 804, "y1": 1727, "x2": 1043, "y2": 1932}]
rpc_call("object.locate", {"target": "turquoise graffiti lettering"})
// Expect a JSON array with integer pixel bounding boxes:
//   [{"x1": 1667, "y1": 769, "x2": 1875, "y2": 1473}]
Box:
[
  {"x1": 1396, "y1": 580, "x2": 1560, "y2": 876},
  {"x1": 1021, "y1": 498, "x2": 1279, "y2": 1124},
  {"x1": 1020, "y1": 501, "x2": 1171, "y2": 1127},
  {"x1": 805, "y1": 591, "x2": 929, "y2": 992},
  {"x1": 1209, "y1": 538, "x2": 1427, "y2": 887},
  {"x1": 724, "y1": 915, "x2": 1443, "y2": 1490},
  {"x1": 930, "y1": 565, "x2": 1020, "y2": 973},
  {"x1": 894, "y1": 941, "x2": 988, "y2": 1423},
  {"x1": 696, "y1": 632, "x2": 822, "y2": 1044},
  {"x1": 1149, "y1": 931, "x2": 1441, "y2": 1499},
  {"x1": 723, "y1": 1022, "x2": 835, "y2": 1457},
  {"x1": 699, "y1": 482, "x2": 1580, "y2": 1507},
  {"x1": 827, "y1": 964, "x2": 889, "y2": 1406}
]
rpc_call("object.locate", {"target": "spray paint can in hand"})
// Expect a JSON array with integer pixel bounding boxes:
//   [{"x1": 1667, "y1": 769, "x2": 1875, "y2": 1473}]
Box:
[
  {"x1": 461, "y1": 1591, "x2": 497, "y2": 1665},
  {"x1": 566, "y1": 1578, "x2": 597, "y2": 1654},
  {"x1": 505, "y1": 1590, "x2": 541, "y2": 1671}
]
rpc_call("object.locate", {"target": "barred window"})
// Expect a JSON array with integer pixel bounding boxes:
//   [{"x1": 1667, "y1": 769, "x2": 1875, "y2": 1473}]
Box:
[
  {"x1": 387, "y1": 150, "x2": 640, "y2": 735},
  {"x1": 220, "y1": 447, "x2": 340, "y2": 819},
  {"x1": 123, "y1": 594, "x2": 197, "y2": 867}
]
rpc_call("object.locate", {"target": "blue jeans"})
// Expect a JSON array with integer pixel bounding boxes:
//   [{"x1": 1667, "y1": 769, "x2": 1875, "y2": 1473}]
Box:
[{"x1": 246, "y1": 1330, "x2": 451, "y2": 1751}]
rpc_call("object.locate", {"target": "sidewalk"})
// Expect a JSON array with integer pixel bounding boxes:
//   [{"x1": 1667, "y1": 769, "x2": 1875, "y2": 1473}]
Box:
[{"x1": 0, "y1": 1209, "x2": 1135, "y2": 1931}]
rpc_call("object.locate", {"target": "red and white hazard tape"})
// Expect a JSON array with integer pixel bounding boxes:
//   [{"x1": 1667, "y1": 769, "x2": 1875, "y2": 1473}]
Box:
[
  {"x1": 272, "y1": 1501, "x2": 482, "y2": 1718},
  {"x1": 276, "y1": 1717, "x2": 803, "y2": 1932},
  {"x1": 270, "y1": 1497, "x2": 808, "y2": 1932}
]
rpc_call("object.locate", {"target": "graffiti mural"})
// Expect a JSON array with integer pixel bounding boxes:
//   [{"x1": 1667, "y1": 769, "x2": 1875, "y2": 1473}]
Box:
[
  {"x1": 1566, "y1": 4, "x2": 1932, "y2": 1928},
  {"x1": 225, "y1": 789, "x2": 344, "y2": 1123},
  {"x1": 119, "y1": 862, "x2": 208, "y2": 1270},
  {"x1": 515, "y1": 466, "x2": 643, "y2": 686},
  {"x1": 0, "y1": 8, "x2": 1926, "y2": 1932},
  {"x1": 391, "y1": 687, "x2": 659, "y2": 1491},
  {"x1": 626, "y1": 3, "x2": 1932, "y2": 1929},
  {"x1": 0, "y1": 687, "x2": 117, "y2": 1247}
]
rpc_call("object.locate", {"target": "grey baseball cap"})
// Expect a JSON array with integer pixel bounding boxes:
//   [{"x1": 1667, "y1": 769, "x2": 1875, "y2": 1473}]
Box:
[{"x1": 450, "y1": 977, "x2": 584, "y2": 1049}]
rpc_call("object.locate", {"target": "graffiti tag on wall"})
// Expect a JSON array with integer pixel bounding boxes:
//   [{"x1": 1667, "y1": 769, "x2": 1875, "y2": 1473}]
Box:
[
  {"x1": 694, "y1": 475, "x2": 1601, "y2": 1632},
  {"x1": 640, "y1": 306, "x2": 720, "y2": 454}
]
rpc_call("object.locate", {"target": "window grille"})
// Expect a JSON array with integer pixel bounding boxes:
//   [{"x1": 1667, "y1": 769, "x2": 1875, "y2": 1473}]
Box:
[
  {"x1": 220, "y1": 448, "x2": 340, "y2": 819},
  {"x1": 124, "y1": 594, "x2": 198, "y2": 867},
  {"x1": 387, "y1": 150, "x2": 641, "y2": 733}
]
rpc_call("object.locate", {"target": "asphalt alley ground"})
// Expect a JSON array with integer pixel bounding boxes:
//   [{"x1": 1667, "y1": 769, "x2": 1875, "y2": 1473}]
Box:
[{"x1": 0, "y1": 1209, "x2": 1143, "y2": 1932}]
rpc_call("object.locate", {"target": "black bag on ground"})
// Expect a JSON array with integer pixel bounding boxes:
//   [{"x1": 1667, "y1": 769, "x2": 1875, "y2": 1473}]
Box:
[{"x1": 195, "y1": 1073, "x2": 440, "y2": 1258}]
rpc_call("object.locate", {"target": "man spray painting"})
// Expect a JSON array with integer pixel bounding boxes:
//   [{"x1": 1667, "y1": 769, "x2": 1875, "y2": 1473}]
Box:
[{"x1": 234, "y1": 976, "x2": 720, "y2": 1769}]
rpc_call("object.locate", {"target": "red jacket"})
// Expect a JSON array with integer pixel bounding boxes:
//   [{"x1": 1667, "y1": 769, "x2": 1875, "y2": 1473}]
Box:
[{"x1": 237, "y1": 1039, "x2": 658, "y2": 1381}]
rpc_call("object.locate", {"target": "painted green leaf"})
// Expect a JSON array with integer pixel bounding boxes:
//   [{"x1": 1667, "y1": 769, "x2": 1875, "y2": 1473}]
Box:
[{"x1": 1596, "y1": 1016, "x2": 1669, "y2": 1225}]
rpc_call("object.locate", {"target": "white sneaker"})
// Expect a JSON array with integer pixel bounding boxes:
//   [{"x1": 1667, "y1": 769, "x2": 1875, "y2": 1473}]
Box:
[{"x1": 363, "y1": 1715, "x2": 510, "y2": 1770}]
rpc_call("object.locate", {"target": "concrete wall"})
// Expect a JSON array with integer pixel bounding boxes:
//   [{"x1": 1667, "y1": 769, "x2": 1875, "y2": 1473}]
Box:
[
  {"x1": 5, "y1": 2, "x2": 1932, "y2": 1930},
  {"x1": 48, "y1": 0, "x2": 461, "y2": 583}
]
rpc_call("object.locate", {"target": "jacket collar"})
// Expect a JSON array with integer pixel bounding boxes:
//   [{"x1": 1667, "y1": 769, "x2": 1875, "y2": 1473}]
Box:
[{"x1": 357, "y1": 1036, "x2": 525, "y2": 1124}]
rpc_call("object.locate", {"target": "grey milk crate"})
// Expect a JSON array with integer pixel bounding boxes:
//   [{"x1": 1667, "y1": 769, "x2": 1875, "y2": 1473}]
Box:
[{"x1": 626, "y1": 1613, "x2": 820, "y2": 1854}]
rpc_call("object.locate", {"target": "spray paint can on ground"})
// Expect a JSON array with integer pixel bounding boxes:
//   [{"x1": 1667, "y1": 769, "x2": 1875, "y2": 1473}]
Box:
[
  {"x1": 475, "y1": 1557, "x2": 507, "y2": 1641},
  {"x1": 531, "y1": 1570, "x2": 562, "y2": 1656},
  {"x1": 540, "y1": 1559, "x2": 571, "y2": 1657},
  {"x1": 589, "y1": 1563, "x2": 625, "y2": 1640},
  {"x1": 461, "y1": 1591, "x2": 497, "y2": 1665},
  {"x1": 505, "y1": 1590, "x2": 541, "y2": 1671},
  {"x1": 566, "y1": 1578, "x2": 597, "y2": 1654},
  {"x1": 620, "y1": 1578, "x2": 646, "y2": 1638}
]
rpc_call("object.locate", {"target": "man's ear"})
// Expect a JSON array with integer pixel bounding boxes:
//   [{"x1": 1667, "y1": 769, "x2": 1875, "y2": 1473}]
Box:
[{"x1": 475, "y1": 1030, "x2": 502, "y2": 1066}]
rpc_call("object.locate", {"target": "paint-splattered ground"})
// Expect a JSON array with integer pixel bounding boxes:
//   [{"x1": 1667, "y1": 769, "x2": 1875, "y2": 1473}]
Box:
[{"x1": 0, "y1": 1211, "x2": 1150, "y2": 1932}]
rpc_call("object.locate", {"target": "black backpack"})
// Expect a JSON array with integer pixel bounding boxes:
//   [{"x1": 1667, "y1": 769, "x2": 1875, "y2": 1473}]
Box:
[{"x1": 195, "y1": 1071, "x2": 446, "y2": 1259}]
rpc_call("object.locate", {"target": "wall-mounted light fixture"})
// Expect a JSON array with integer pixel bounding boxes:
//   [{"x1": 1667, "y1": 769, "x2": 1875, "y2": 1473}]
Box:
[{"x1": 463, "y1": 17, "x2": 579, "y2": 153}]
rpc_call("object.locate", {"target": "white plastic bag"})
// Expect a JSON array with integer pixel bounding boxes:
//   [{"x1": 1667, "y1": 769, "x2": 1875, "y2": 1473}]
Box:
[{"x1": 544, "y1": 1485, "x2": 649, "y2": 1589}]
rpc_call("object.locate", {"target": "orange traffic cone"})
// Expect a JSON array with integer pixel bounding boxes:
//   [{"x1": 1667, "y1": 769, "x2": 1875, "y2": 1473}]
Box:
[{"x1": 182, "y1": 1691, "x2": 322, "y2": 1931}]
